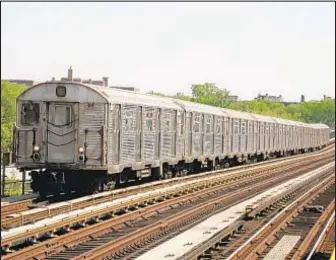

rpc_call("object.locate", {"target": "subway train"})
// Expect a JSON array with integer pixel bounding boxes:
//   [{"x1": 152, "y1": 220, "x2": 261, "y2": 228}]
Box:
[{"x1": 12, "y1": 81, "x2": 330, "y2": 198}]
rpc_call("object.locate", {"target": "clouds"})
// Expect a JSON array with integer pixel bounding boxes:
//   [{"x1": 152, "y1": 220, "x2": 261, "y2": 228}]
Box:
[{"x1": 1, "y1": 2, "x2": 334, "y2": 101}]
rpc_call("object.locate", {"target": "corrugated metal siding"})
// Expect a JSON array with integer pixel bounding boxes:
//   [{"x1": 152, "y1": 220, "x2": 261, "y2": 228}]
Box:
[
  {"x1": 274, "y1": 124, "x2": 278, "y2": 151},
  {"x1": 214, "y1": 116, "x2": 223, "y2": 156},
  {"x1": 108, "y1": 104, "x2": 120, "y2": 165},
  {"x1": 269, "y1": 124, "x2": 274, "y2": 151},
  {"x1": 224, "y1": 118, "x2": 231, "y2": 156},
  {"x1": 120, "y1": 104, "x2": 137, "y2": 164},
  {"x1": 176, "y1": 112, "x2": 184, "y2": 159},
  {"x1": 285, "y1": 126, "x2": 289, "y2": 150},
  {"x1": 142, "y1": 106, "x2": 157, "y2": 161},
  {"x1": 192, "y1": 112, "x2": 203, "y2": 158},
  {"x1": 259, "y1": 122, "x2": 265, "y2": 152},
  {"x1": 17, "y1": 130, "x2": 35, "y2": 161},
  {"x1": 79, "y1": 103, "x2": 105, "y2": 165},
  {"x1": 232, "y1": 119, "x2": 239, "y2": 154},
  {"x1": 265, "y1": 123, "x2": 270, "y2": 151},
  {"x1": 253, "y1": 121, "x2": 258, "y2": 153},
  {"x1": 203, "y1": 114, "x2": 214, "y2": 157},
  {"x1": 247, "y1": 120, "x2": 253, "y2": 153},
  {"x1": 185, "y1": 112, "x2": 192, "y2": 158},
  {"x1": 240, "y1": 120, "x2": 247, "y2": 154},
  {"x1": 160, "y1": 109, "x2": 176, "y2": 159}
]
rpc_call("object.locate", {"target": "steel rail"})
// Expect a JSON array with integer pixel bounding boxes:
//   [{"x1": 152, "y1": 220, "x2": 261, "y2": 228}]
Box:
[
  {"x1": 2, "y1": 157, "x2": 333, "y2": 259},
  {"x1": 175, "y1": 171, "x2": 334, "y2": 260},
  {"x1": 305, "y1": 210, "x2": 335, "y2": 260},
  {"x1": 2, "y1": 147, "x2": 334, "y2": 231},
  {"x1": 2, "y1": 155, "x2": 333, "y2": 251},
  {"x1": 47, "y1": 162, "x2": 334, "y2": 260},
  {"x1": 1, "y1": 142, "x2": 334, "y2": 228},
  {"x1": 227, "y1": 174, "x2": 335, "y2": 260}
]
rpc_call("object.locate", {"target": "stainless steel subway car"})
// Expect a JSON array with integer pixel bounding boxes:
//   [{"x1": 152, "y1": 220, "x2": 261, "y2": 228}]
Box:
[{"x1": 13, "y1": 82, "x2": 330, "y2": 197}]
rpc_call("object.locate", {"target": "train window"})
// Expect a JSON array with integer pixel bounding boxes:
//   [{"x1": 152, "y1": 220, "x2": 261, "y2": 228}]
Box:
[
  {"x1": 54, "y1": 105, "x2": 72, "y2": 127},
  {"x1": 123, "y1": 110, "x2": 134, "y2": 131},
  {"x1": 56, "y1": 85, "x2": 66, "y2": 97},
  {"x1": 126, "y1": 110, "x2": 133, "y2": 117},
  {"x1": 215, "y1": 118, "x2": 221, "y2": 134},
  {"x1": 21, "y1": 103, "x2": 40, "y2": 125},
  {"x1": 205, "y1": 116, "x2": 211, "y2": 133},
  {"x1": 180, "y1": 113, "x2": 185, "y2": 135},
  {"x1": 145, "y1": 119, "x2": 153, "y2": 131},
  {"x1": 249, "y1": 122, "x2": 253, "y2": 135},
  {"x1": 193, "y1": 114, "x2": 200, "y2": 133},
  {"x1": 193, "y1": 122, "x2": 200, "y2": 133},
  {"x1": 260, "y1": 124, "x2": 264, "y2": 134},
  {"x1": 241, "y1": 121, "x2": 246, "y2": 135},
  {"x1": 146, "y1": 112, "x2": 153, "y2": 118},
  {"x1": 125, "y1": 118, "x2": 134, "y2": 131}
]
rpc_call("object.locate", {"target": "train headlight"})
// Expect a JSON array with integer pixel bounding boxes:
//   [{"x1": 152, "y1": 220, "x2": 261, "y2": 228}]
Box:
[
  {"x1": 78, "y1": 147, "x2": 85, "y2": 153},
  {"x1": 32, "y1": 152, "x2": 41, "y2": 161},
  {"x1": 33, "y1": 145, "x2": 40, "y2": 152}
]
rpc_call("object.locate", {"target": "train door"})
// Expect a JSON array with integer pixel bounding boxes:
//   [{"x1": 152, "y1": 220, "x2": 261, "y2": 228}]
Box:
[
  {"x1": 185, "y1": 112, "x2": 192, "y2": 158},
  {"x1": 136, "y1": 106, "x2": 142, "y2": 162},
  {"x1": 223, "y1": 117, "x2": 229, "y2": 156},
  {"x1": 47, "y1": 102, "x2": 77, "y2": 163}
]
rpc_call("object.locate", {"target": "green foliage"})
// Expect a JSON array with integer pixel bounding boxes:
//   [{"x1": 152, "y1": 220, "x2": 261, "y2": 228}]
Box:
[
  {"x1": 148, "y1": 83, "x2": 335, "y2": 128},
  {"x1": 191, "y1": 83, "x2": 231, "y2": 107},
  {"x1": 1, "y1": 81, "x2": 27, "y2": 152}
]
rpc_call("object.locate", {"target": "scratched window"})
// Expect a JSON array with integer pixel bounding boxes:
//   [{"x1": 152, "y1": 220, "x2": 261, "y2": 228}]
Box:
[
  {"x1": 21, "y1": 103, "x2": 40, "y2": 126},
  {"x1": 193, "y1": 114, "x2": 200, "y2": 133},
  {"x1": 145, "y1": 119, "x2": 153, "y2": 131},
  {"x1": 215, "y1": 118, "x2": 221, "y2": 134},
  {"x1": 205, "y1": 116, "x2": 211, "y2": 133},
  {"x1": 123, "y1": 110, "x2": 134, "y2": 131}
]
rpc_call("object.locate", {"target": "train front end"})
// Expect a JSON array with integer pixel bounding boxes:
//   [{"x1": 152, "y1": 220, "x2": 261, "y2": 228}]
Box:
[{"x1": 13, "y1": 82, "x2": 108, "y2": 197}]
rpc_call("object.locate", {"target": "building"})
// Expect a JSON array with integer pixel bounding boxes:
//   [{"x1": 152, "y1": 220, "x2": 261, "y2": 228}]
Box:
[
  {"x1": 3, "y1": 79, "x2": 39, "y2": 87},
  {"x1": 52, "y1": 67, "x2": 140, "y2": 92},
  {"x1": 323, "y1": 94, "x2": 333, "y2": 100},
  {"x1": 227, "y1": 95, "x2": 239, "y2": 101},
  {"x1": 255, "y1": 93, "x2": 283, "y2": 102}
]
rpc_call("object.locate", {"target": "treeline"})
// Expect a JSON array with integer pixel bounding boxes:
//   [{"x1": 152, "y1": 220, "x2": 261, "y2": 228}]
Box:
[
  {"x1": 1, "y1": 81, "x2": 334, "y2": 153},
  {"x1": 148, "y1": 83, "x2": 335, "y2": 127},
  {"x1": 1, "y1": 81, "x2": 27, "y2": 152}
]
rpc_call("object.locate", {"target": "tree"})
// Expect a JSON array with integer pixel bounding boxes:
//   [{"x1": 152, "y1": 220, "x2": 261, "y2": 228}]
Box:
[
  {"x1": 1, "y1": 81, "x2": 27, "y2": 152},
  {"x1": 191, "y1": 83, "x2": 231, "y2": 107}
]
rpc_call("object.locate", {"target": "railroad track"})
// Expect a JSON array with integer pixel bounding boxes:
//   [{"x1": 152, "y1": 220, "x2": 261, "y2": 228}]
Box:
[
  {"x1": 224, "y1": 172, "x2": 335, "y2": 260},
  {"x1": 1, "y1": 141, "x2": 334, "y2": 224},
  {"x1": 1, "y1": 199, "x2": 35, "y2": 220},
  {"x1": 2, "y1": 144, "x2": 334, "y2": 231},
  {"x1": 301, "y1": 205, "x2": 335, "y2": 260},
  {"x1": 2, "y1": 154, "x2": 333, "y2": 259}
]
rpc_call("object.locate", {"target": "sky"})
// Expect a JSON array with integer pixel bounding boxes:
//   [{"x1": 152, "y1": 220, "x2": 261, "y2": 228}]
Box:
[{"x1": 1, "y1": 2, "x2": 335, "y2": 102}]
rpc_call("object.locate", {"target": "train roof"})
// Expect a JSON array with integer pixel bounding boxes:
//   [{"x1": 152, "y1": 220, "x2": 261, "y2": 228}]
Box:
[
  {"x1": 23, "y1": 81, "x2": 329, "y2": 130},
  {"x1": 311, "y1": 123, "x2": 330, "y2": 129},
  {"x1": 88, "y1": 84, "x2": 183, "y2": 110},
  {"x1": 220, "y1": 108, "x2": 256, "y2": 120},
  {"x1": 248, "y1": 113, "x2": 276, "y2": 123},
  {"x1": 21, "y1": 82, "x2": 183, "y2": 111},
  {"x1": 172, "y1": 99, "x2": 224, "y2": 116}
]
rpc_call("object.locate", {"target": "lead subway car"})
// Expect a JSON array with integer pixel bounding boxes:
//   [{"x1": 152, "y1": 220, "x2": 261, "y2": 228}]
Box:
[
  {"x1": 13, "y1": 81, "x2": 186, "y2": 197},
  {"x1": 13, "y1": 81, "x2": 330, "y2": 198}
]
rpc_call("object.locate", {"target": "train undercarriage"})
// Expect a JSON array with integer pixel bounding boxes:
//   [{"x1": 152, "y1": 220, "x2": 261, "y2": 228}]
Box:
[{"x1": 27, "y1": 148, "x2": 316, "y2": 199}]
